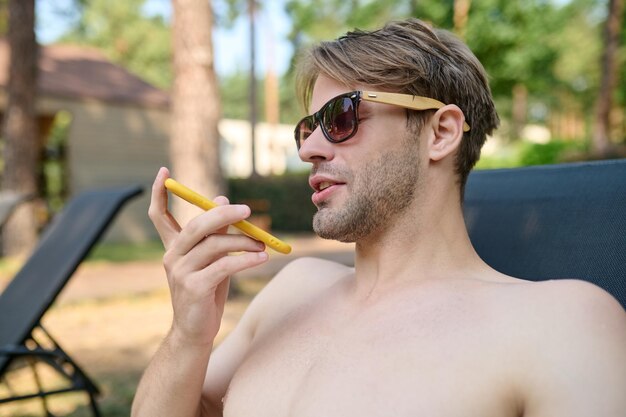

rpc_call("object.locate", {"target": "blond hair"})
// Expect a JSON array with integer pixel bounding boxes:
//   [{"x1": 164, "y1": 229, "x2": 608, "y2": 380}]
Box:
[{"x1": 296, "y1": 18, "x2": 499, "y2": 195}]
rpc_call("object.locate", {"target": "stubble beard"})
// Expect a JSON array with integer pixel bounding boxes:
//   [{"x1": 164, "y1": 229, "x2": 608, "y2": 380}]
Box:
[{"x1": 312, "y1": 138, "x2": 420, "y2": 243}]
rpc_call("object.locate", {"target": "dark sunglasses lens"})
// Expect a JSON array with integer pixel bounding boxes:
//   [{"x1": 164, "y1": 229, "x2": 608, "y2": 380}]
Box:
[
  {"x1": 296, "y1": 117, "x2": 316, "y2": 148},
  {"x1": 323, "y1": 97, "x2": 356, "y2": 142}
]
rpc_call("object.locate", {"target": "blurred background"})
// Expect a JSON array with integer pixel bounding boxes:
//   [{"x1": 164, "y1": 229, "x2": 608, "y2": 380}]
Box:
[{"x1": 0, "y1": 0, "x2": 624, "y2": 415}]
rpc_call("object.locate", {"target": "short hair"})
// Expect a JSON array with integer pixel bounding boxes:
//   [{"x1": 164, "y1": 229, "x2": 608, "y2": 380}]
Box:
[{"x1": 296, "y1": 18, "x2": 500, "y2": 196}]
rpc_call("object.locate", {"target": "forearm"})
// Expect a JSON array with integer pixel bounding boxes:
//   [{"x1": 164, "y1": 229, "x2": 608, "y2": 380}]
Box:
[{"x1": 131, "y1": 329, "x2": 218, "y2": 417}]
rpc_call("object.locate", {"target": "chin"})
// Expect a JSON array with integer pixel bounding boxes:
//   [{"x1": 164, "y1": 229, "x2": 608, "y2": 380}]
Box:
[{"x1": 312, "y1": 210, "x2": 362, "y2": 243}]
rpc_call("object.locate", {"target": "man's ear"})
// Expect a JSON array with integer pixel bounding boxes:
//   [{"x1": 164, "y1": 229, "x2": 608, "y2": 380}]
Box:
[{"x1": 427, "y1": 104, "x2": 466, "y2": 162}]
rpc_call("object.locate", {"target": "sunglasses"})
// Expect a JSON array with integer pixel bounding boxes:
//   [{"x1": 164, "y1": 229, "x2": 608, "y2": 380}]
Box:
[{"x1": 294, "y1": 90, "x2": 471, "y2": 150}]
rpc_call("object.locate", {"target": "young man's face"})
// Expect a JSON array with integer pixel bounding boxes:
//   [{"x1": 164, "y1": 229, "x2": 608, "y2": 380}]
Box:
[{"x1": 298, "y1": 75, "x2": 424, "y2": 243}]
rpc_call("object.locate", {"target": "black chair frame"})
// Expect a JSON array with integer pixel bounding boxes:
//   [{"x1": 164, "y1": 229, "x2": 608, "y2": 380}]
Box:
[{"x1": 0, "y1": 185, "x2": 143, "y2": 417}]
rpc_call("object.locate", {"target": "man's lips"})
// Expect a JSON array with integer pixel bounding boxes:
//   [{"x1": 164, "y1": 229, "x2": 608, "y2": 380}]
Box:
[{"x1": 309, "y1": 176, "x2": 346, "y2": 205}]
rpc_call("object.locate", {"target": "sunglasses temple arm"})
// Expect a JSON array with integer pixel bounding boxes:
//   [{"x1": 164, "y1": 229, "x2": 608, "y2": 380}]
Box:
[{"x1": 361, "y1": 92, "x2": 470, "y2": 131}]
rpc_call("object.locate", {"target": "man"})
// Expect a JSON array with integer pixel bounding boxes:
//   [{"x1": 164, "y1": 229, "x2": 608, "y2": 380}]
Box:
[{"x1": 132, "y1": 18, "x2": 626, "y2": 417}]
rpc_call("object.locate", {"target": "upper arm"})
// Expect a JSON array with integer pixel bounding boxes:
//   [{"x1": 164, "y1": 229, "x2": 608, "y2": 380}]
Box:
[
  {"x1": 200, "y1": 257, "x2": 352, "y2": 412},
  {"x1": 523, "y1": 280, "x2": 626, "y2": 417}
]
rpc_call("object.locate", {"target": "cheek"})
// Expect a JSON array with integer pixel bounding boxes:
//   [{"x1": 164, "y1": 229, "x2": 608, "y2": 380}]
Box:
[
  {"x1": 367, "y1": 113, "x2": 408, "y2": 143},
  {"x1": 355, "y1": 124, "x2": 411, "y2": 163}
]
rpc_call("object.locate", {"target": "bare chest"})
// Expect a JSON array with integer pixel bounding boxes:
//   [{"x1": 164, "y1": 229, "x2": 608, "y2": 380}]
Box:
[{"x1": 223, "y1": 295, "x2": 520, "y2": 417}]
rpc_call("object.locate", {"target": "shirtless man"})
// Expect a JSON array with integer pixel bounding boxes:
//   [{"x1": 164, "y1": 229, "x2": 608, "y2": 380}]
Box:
[{"x1": 132, "y1": 18, "x2": 626, "y2": 417}]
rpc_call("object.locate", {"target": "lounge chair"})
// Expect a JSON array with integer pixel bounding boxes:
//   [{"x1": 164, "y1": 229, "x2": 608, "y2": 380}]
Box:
[
  {"x1": 464, "y1": 159, "x2": 626, "y2": 309},
  {"x1": 0, "y1": 185, "x2": 143, "y2": 417}
]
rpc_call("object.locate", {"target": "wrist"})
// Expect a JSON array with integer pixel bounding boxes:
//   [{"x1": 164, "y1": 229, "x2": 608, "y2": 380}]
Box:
[{"x1": 167, "y1": 325, "x2": 216, "y2": 353}]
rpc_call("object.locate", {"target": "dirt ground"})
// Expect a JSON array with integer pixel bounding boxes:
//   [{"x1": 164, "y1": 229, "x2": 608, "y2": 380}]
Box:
[{"x1": 0, "y1": 235, "x2": 353, "y2": 417}]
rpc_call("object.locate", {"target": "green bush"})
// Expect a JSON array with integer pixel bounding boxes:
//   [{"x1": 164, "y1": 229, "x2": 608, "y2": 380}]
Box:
[
  {"x1": 476, "y1": 139, "x2": 588, "y2": 170},
  {"x1": 87, "y1": 240, "x2": 165, "y2": 263},
  {"x1": 228, "y1": 172, "x2": 316, "y2": 232},
  {"x1": 475, "y1": 147, "x2": 522, "y2": 170},
  {"x1": 518, "y1": 140, "x2": 587, "y2": 166}
]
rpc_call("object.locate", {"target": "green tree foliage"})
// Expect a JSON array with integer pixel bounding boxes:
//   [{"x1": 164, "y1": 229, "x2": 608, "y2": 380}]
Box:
[
  {"x1": 619, "y1": 4, "x2": 626, "y2": 107},
  {"x1": 551, "y1": 2, "x2": 603, "y2": 110},
  {"x1": 465, "y1": 1, "x2": 560, "y2": 97},
  {"x1": 285, "y1": 0, "x2": 408, "y2": 49},
  {"x1": 286, "y1": 0, "x2": 570, "y2": 98},
  {"x1": 60, "y1": 0, "x2": 172, "y2": 89},
  {"x1": 48, "y1": 0, "x2": 624, "y2": 150},
  {"x1": 219, "y1": 70, "x2": 303, "y2": 124},
  {"x1": 0, "y1": 0, "x2": 8, "y2": 35},
  {"x1": 284, "y1": 0, "x2": 625, "y2": 147}
]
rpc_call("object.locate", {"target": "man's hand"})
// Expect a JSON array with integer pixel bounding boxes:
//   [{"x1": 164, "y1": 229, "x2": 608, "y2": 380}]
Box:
[
  {"x1": 149, "y1": 167, "x2": 268, "y2": 346},
  {"x1": 132, "y1": 167, "x2": 268, "y2": 417}
]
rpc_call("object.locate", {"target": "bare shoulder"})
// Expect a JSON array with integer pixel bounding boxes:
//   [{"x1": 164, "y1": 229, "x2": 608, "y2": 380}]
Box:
[
  {"x1": 515, "y1": 278, "x2": 626, "y2": 334},
  {"x1": 500, "y1": 278, "x2": 626, "y2": 351},
  {"x1": 501, "y1": 278, "x2": 626, "y2": 416},
  {"x1": 243, "y1": 257, "x2": 353, "y2": 336},
  {"x1": 256, "y1": 256, "x2": 352, "y2": 303},
  {"x1": 264, "y1": 256, "x2": 353, "y2": 292},
  {"x1": 221, "y1": 257, "x2": 351, "y2": 343},
  {"x1": 202, "y1": 257, "x2": 351, "y2": 404}
]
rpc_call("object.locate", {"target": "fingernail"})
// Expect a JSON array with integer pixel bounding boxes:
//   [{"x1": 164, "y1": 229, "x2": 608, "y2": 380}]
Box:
[
  {"x1": 237, "y1": 205, "x2": 250, "y2": 216},
  {"x1": 258, "y1": 251, "x2": 268, "y2": 261}
]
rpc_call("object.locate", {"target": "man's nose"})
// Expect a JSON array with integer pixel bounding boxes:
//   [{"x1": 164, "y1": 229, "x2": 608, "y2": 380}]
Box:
[{"x1": 298, "y1": 127, "x2": 336, "y2": 163}]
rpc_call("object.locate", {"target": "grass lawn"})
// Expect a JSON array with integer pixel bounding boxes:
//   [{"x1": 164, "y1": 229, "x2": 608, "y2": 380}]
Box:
[
  {"x1": 85, "y1": 241, "x2": 165, "y2": 264},
  {"x1": 0, "y1": 263, "x2": 264, "y2": 417}
]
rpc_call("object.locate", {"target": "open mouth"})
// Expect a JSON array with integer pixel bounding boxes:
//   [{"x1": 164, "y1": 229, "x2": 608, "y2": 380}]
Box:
[
  {"x1": 318, "y1": 181, "x2": 334, "y2": 191},
  {"x1": 311, "y1": 178, "x2": 345, "y2": 192},
  {"x1": 310, "y1": 177, "x2": 346, "y2": 205}
]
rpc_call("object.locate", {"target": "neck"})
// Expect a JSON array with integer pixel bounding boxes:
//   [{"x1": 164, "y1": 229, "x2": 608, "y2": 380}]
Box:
[{"x1": 351, "y1": 182, "x2": 488, "y2": 298}]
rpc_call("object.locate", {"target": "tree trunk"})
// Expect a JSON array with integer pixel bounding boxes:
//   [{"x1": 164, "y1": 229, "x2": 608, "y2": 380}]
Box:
[
  {"x1": 264, "y1": 11, "x2": 280, "y2": 175},
  {"x1": 1, "y1": 0, "x2": 38, "y2": 256},
  {"x1": 248, "y1": 0, "x2": 258, "y2": 177},
  {"x1": 592, "y1": 0, "x2": 623, "y2": 158},
  {"x1": 171, "y1": 0, "x2": 223, "y2": 225}
]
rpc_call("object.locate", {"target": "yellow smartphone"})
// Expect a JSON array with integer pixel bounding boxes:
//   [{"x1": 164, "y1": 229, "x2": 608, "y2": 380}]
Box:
[{"x1": 164, "y1": 178, "x2": 292, "y2": 254}]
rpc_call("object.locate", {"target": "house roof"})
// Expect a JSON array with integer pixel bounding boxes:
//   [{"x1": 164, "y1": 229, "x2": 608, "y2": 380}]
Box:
[{"x1": 0, "y1": 39, "x2": 169, "y2": 108}]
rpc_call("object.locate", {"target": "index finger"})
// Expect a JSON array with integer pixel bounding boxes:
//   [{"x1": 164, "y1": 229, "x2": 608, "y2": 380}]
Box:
[{"x1": 148, "y1": 167, "x2": 181, "y2": 248}]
